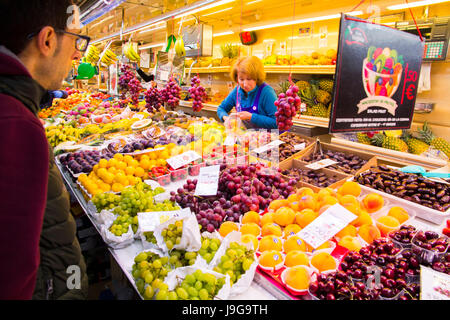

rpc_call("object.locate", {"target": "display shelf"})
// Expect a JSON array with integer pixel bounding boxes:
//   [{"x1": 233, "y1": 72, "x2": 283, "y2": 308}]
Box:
[{"x1": 188, "y1": 65, "x2": 336, "y2": 75}]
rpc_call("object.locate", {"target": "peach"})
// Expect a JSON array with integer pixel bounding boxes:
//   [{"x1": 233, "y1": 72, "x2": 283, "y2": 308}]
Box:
[
  {"x1": 338, "y1": 181, "x2": 362, "y2": 197},
  {"x1": 259, "y1": 250, "x2": 284, "y2": 268},
  {"x1": 338, "y1": 235, "x2": 363, "y2": 252},
  {"x1": 284, "y1": 266, "x2": 310, "y2": 290},
  {"x1": 259, "y1": 235, "x2": 283, "y2": 252},
  {"x1": 297, "y1": 195, "x2": 317, "y2": 211},
  {"x1": 319, "y1": 195, "x2": 339, "y2": 208},
  {"x1": 283, "y1": 224, "x2": 302, "y2": 239},
  {"x1": 240, "y1": 223, "x2": 261, "y2": 237},
  {"x1": 260, "y1": 212, "x2": 275, "y2": 226},
  {"x1": 358, "y1": 224, "x2": 381, "y2": 244},
  {"x1": 219, "y1": 221, "x2": 239, "y2": 237},
  {"x1": 241, "y1": 234, "x2": 258, "y2": 251},
  {"x1": 242, "y1": 211, "x2": 261, "y2": 225},
  {"x1": 268, "y1": 199, "x2": 290, "y2": 212},
  {"x1": 283, "y1": 235, "x2": 308, "y2": 253},
  {"x1": 387, "y1": 206, "x2": 409, "y2": 224},
  {"x1": 274, "y1": 207, "x2": 296, "y2": 226},
  {"x1": 339, "y1": 194, "x2": 359, "y2": 207},
  {"x1": 310, "y1": 252, "x2": 337, "y2": 273},
  {"x1": 335, "y1": 224, "x2": 357, "y2": 239},
  {"x1": 284, "y1": 251, "x2": 309, "y2": 267},
  {"x1": 261, "y1": 222, "x2": 283, "y2": 237},
  {"x1": 295, "y1": 209, "x2": 318, "y2": 228},
  {"x1": 296, "y1": 187, "x2": 315, "y2": 198},
  {"x1": 362, "y1": 193, "x2": 384, "y2": 213},
  {"x1": 350, "y1": 210, "x2": 372, "y2": 228}
]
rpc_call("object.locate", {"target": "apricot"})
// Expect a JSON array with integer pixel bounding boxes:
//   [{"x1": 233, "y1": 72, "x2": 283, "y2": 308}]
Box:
[
  {"x1": 259, "y1": 250, "x2": 284, "y2": 269},
  {"x1": 338, "y1": 235, "x2": 363, "y2": 252},
  {"x1": 343, "y1": 203, "x2": 363, "y2": 216},
  {"x1": 358, "y1": 224, "x2": 381, "y2": 244},
  {"x1": 387, "y1": 206, "x2": 409, "y2": 224},
  {"x1": 350, "y1": 210, "x2": 372, "y2": 228},
  {"x1": 362, "y1": 193, "x2": 384, "y2": 213},
  {"x1": 316, "y1": 240, "x2": 334, "y2": 251},
  {"x1": 295, "y1": 209, "x2": 318, "y2": 228},
  {"x1": 338, "y1": 181, "x2": 362, "y2": 197},
  {"x1": 242, "y1": 211, "x2": 261, "y2": 225},
  {"x1": 310, "y1": 252, "x2": 337, "y2": 273},
  {"x1": 219, "y1": 221, "x2": 239, "y2": 237},
  {"x1": 260, "y1": 212, "x2": 275, "y2": 226},
  {"x1": 284, "y1": 251, "x2": 310, "y2": 267},
  {"x1": 274, "y1": 207, "x2": 296, "y2": 226},
  {"x1": 258, "y1": 235, "x2": 283, "y2": 252},
  {"x1": 376, "y1": 215, "x2": 400, "y2": 237},
  {"x1": 296, "y1": 187, "x2": 315, "y2": 198},
  {"x1": 336, "y1": 224, "x2": 357, "y2": 239},
  {"x1": 297, "y1": 195, "x2": 317, "y2": 211},
  {"x1": 283, "y1": 235, "x2": 308, "y2": 253},
  {"x1": 339, "y1": 194, "x2": 360, "y2": 207},
  {"x1": 268, "y1": 199, "x2": 290, "y2": 212},
  {"x1": 283, "y1": 224, "x2": 302, "y2": 239},
  {"x1": 261, "y1": 222, "x2": 283, "y2": 237},
  {"x1": 284, "y1": 266, "x2": 310, "y2": 290},
  {"x1": 241, "y1": 234, "x2": 258, "y2": 251},
  {"x1": 240, "y1": 223, "x2": 261, "y2": 237},
  {"x1": 317, "y1": 188, "x2": 333, "y2": 202},
  {"x1": 318, "y1": 204, "x2": 332, "y2": 215},
  {"x1": 319, "y1": 195, "x2": 339, "y2": 208}
]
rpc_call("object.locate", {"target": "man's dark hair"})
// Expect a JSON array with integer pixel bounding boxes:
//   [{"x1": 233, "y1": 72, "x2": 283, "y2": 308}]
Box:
[{"x1": 0, "y1": 0, "x2": 74, "y2": 55}]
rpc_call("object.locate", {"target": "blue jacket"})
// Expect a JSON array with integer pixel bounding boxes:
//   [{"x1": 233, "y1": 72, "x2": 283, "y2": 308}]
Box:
[{"x1": 217, "y1": 84, "x2": 277, "y2": 129}]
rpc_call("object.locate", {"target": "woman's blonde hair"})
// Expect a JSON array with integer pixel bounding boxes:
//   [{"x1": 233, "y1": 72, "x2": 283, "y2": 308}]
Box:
[{"x1": 230, "y1": 56, "x2": 266, "y2": 86}]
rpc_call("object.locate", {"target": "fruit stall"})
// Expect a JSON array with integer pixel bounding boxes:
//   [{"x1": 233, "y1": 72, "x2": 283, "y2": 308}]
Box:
[{"x1": 43, "y1": 0, "x2": 450, "y2": 300}]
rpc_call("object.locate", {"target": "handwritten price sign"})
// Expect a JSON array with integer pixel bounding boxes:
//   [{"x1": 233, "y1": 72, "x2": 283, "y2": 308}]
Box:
[{"x1": 401, "y1": 64, "x2": 419, "y2": 104}]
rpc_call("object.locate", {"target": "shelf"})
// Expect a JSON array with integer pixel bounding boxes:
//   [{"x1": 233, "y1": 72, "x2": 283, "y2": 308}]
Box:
[{"x1": 188, "y1": 65, "x2": 336, "y2": 75}]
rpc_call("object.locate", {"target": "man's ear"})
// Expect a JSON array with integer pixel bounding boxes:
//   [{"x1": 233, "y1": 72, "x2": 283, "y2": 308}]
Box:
[{"x1": 35, "y1": 26, "x2": 58, "y2": 57}]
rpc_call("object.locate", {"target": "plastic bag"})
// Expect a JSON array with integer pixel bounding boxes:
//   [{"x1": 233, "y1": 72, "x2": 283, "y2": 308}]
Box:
[
  {"x1": 194, "y1": 231, "x2": 223, "y2": 269},
  {"x1": 224, "y1": 113, "x2": 243, "y2": 135},
  {"x1": 100, "y1": 217, "x2": 135, "y2": 249}
]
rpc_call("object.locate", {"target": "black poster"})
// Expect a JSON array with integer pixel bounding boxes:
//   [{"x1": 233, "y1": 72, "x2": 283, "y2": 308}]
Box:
[{"x1": 329, "y1": 14, "x2": 424, "y2": 133}]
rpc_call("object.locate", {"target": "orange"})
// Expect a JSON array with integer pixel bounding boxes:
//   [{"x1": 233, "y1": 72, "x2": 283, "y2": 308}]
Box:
[
  {"x1": 283, "y1": 224, "x2": 302, "y2": 239},
  {"x1": 102, "y1": 172, "x2": 115, "y2": 185},
  {"x1": 284, "y1": 266, "x2": 310, "y2": 290},
  {"x1": 310, "y1": 252, "x2": 336, "y2": 273},
  {"x1": 107, "y1": 166, "x2": 117, "y2": 174},
  {"x1": 376, "y1": 216, "x2": 400, "y2": 237},
  {"x1": 258, "y1": 250, "x2": 284, "y2": 268},
  {"x1": 258, "y1": 235, "x2": 283, "y2": 252},
  {"x1": 338, "y1": 181, "x2": 362, "y2": 197},
  {"x1": 134, "y1": 167, "x2": 145, "y2": 178},
  {"x1": 97, "y1": 168, "x2": 108, "y2": 179},
  {"x1": 241, "y1": 234, "x2": 258, "y2": 251},
  {"x1": 338, "y1": 235, "x2": 363, "y2": 252},
  {"x1": 240, "y1": 223, "x2": 261, "y2": 237},
  {"x1": 130, "y1": 159, "x2": 140, "y2": 168},
  {"x1": 273, "y1": 207, "x2": 296, "y2": 226},
  {"x1": 260, "y1": 212, "x2": 275, "y2": 226},
  {"x1": 116, "y1": 161, "x2": 127, "y2": 171},
  {"x1": 283, "y1": 235, "x2": 307, "y2": 253},
  {"x1": 219, "y1": 221, "x2": 239, "y2": 237},
  {"x1": 284, "y1": 251, "x2": 309, "y2": 267},
  {"x1": 107, "y1": 158, "x2": 118, "y2": 168},
  {"x1": 124, "y1": 155, "x2": 134, "y2": 165},
  {"x1": 362, "y1": 193, "x2": 384, "y2": 213},
  {"x1": 268, "y1": 199, "x2": 290, "y2": 212},
  {"x1": 242, "y1": 211, "x2": 261, "y2": 225},
  {"x1": 335, "y1": 224, "x2": 357, "y2": 239},
  {"x1": 261, "y1": 223, "x2": 283, "y2": 237},
  {"x1": 350, "y1": 210, "x2": 372, "y2": 228},
  {"x1": 358, "y1": 224, "x2": 381, "y2": 244},
  {"x1": 295, "y1": 209, "x2": 318, "y2": 228},
  {"x1": 113, "y1": 153, "x2": 124, "y2": 161},
  {"x1": 125, "y1": 166, "x2": 136, "y2": 176},
  {"x1": 387, "y1": 206, "x2": 409, "y2": 224}
]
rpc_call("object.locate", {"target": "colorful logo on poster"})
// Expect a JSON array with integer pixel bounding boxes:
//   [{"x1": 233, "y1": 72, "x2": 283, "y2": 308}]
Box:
[
  {"x1": 344, "y1": 23, "x2": 368, "y2": 46},
  {"x1": 358, "y1": 46, "x2": 405, "y2": 115}
]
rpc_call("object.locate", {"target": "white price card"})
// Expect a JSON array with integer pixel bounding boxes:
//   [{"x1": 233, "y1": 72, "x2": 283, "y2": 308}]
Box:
[
  {"x1": 297, "y1": 204, "x2": 357, "y2": 249},
  {"x1": 137, "y1": 208, "x2": 191, "y2": 233},
  {"x1": 160, "y1": 70, "x2": 169, "y2": 81},
  {"x1": 305, "y1": 158, "x2": 338, "y2": 170},
  {"x1": 294, "y1": 143, "x2": 306, "y2": 151},
  {"x1": 252, "y1": 139, "x2": 285, "y2": 154},
  {"x1": 194, "y1": 165, "x2": 221, "y2": 196},
  {"x1": 420, "y1": 265, "x2": 450, "y2": 300},
  {"x1": 223, "y1": 135, "x2": 236, "y2": 146},
  {"x1": 166, "y1": 150, "x2": 202, "y2": 170}
]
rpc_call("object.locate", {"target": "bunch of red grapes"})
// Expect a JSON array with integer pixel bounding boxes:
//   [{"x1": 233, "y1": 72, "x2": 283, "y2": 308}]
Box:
[
  {"x1": 170, "y1": 164, "x2": 296, "y2": 232},
  {"x1": 161, "y1": 77, "x2": 181, "y2": 110},
  {"x1": 144, "y1": 86, "x2": 163, "y2": 113},
  {"x1": 188, "y1": 75, "x2": 207, "y2": 112},
  {"x1": 118, "y1": 64, "x2": 142, "y2": 105},
  {"x1": 274, "y1": 85, "x2": 301, "y2": 131}
]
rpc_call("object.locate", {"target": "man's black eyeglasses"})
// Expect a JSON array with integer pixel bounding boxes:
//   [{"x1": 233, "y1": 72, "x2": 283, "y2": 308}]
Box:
[{"x1": 27, "y1": 29, "x2": 91, "y2": 52}]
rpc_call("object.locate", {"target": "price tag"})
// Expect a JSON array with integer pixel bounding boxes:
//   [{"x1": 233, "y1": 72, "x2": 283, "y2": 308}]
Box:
[
  {"x1": 252, "y1": 139, "x2": 285, "y2": 154},
  {"x1": 137, "y1": 208, "x2": 191, "y2": 233},
  {"x1": 194, "y1": 165, "x2": 221, "y2": 196},
  {"x1": 297, "y1": 204, "x2": 357, "y2": 249},
  {"x1": 167, "y1": 150, "x2": 202, "y2": 170},
  {"x1": 305, "y1": 158, "x2": 338, "y2": 170},
  {"x1": 420, "y1": 265, "x2": 450, "y2": 300},
  {"x1": 294, "y1": 143, "x2": 306, "y2": 151},
  {"x1": 160, "y1": 70, "x2": 169, "y2": 81}
]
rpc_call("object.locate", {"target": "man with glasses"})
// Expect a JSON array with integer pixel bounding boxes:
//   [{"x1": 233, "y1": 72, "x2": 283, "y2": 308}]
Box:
[{"x1": 0, "y1": 0, "x2": 88, "y2": 299}]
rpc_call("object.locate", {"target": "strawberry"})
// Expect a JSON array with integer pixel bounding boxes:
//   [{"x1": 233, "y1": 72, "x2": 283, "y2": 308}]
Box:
[
  {"x1": 447, "y1": 219, "x2": 450, "y2": 228},
  {"x1": 443, "y1": 227, "x2": 450, "y2": 237}
]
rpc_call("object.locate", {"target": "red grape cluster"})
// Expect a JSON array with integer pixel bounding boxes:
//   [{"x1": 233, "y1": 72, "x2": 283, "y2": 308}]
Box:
[
  {"x1": 144, "y1": 86, "x2": 163, "y2": 113},
  {"x1": 118, "y1": 64, "x2": 142, "y2": 105},
  {"x1": 170, "y1": 164, "x2": 296, "y2": 232},
  {"x1": 274, "y1": 85, "x2": 301, "y2": 131},
  {"x1": 161, "y1": 77, "x2": 181, "y2": 110},
  {"x1": 188, "y1": 75, "x2": 207, "y2": 112}
]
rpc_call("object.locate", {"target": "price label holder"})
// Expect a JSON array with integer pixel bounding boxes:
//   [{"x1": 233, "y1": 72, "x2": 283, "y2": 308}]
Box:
[
  {"x1": 420, "y1": 265, "x2": 450, "y2": 300},
  {"x1": 297, "y1": 204, "x2": 357, "y2": 249},
  {"x1": 294, "y1": 143, "x2": 306, "y2": 151},
  {"x1": 167, "y1": 150, "x2": 202, "y2": 170},
  {"x1": 305, "y1": 158, "x2": 338, "y2": 170},
  {"x1": 137, "y1": 208, "x2": 191, "y2": 233},
  {"x1": 251, "y1": 139, "x2": 285, "y2": 155},
  {"x1": 194, "y1": 165, "x2": 221, "y2": 196}
]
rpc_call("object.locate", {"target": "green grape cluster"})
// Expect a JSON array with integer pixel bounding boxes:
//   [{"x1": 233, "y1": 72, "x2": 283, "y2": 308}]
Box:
[
  {"x1": 113, "y1": 185, "x2": 155, "y2": 216},
  {"x1": 169, "y1": 249, "x2": 197, "y2": 268},
  {"x1": 198, "y1": 237, "x2": 221, "y2": 263},
  {"x1": 158, "y1": 270, "x2": 226, "y2": 300},
  {"x1": 109, "y1": 214, "x2": 139, "y2": 236},
  {"x1": 92, "y1": 192, "x2": 121, "y2": 211},
  {"x1": 143, "y1": 231, "x2": 157, "y2": 244},
  {"x1": 145, "y1": 200, "x2": 180, "y2": 212},
  {"x1": 161, "y1": 220, "x2": 183, "y2": 250},
  {"x1": 213, "y1": 242, "x2": 255, "y2": 285},
  {"x1": 132, "y1": 251, "x2": 174, "y2": 300}
]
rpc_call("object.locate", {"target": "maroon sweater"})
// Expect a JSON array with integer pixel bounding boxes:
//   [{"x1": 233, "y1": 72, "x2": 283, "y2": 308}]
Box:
[{"x1": 0, "y1": 51, "x2": 49, "y2": 299}]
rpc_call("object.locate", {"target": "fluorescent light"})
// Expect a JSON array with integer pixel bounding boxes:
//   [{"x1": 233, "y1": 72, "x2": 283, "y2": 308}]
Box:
[
  {"x1": 90, "y1": 15, "x2": 115, "y2": 28},
  {"x1": 213, "y1": 31, "x2": 234, "y2": 37},
  {"x1": 247, "y1": 0, "x2": 263, "y2": 4},
  {"x1": 175, "y1": 0, "x2": 235, "y2": 19},
  {"x1": 139, "y1": 42, "x2": 165, "y2": 50},
  {"x1": 244, "y1": 11, "x2": 363, "y2": 31},
  {"x1": 202, "y1": 7, "x2": 233, "y2": 16},
  {"x1": 387, "y1": 0, "x2": 450, "y2": 10},
  {"x1": 138, "y1": 24, "x2": 166, "y2": 34}
]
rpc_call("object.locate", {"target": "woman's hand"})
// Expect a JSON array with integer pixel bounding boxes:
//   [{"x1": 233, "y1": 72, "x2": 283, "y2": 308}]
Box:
[
  {"x1": 237, "y1": 111, "x2": 252, "y2": 121},
  {"x1": 222, "y1": 115, "x2": 229, "y2": 122}
]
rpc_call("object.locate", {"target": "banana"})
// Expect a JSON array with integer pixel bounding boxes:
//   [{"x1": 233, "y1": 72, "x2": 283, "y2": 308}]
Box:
[{"x1": 175, "y1": 36, "x2": 186, "y2": 57}]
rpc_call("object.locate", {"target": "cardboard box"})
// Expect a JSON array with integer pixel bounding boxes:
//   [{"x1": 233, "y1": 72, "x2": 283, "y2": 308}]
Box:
[
  {"x1": 295, "y1": 141, "x2": 378, "y2": 176},
  {"x1": 279, "y1": 159, "x2": 352, "y2": 192}
]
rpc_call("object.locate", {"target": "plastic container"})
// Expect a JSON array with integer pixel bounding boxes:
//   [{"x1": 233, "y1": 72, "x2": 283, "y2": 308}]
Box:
[
  {"x1": 170, "y1": 166, "x2": 189, "y2": 182},
  {"x1": 154, "y1": 173, "x2": 171, "y2": 186},
  {"x1": 411, "y1": 232, "x2": 449, "y2": 265},
  {"x1": 280, "y1": 265, "x2": 314, "y2": 296},
  {"x1": 188, "y1": 161, "x2": 205, "y2": 176},
  {"x1": 387, "y1": 225, "x2": 418, "y2": 249}
]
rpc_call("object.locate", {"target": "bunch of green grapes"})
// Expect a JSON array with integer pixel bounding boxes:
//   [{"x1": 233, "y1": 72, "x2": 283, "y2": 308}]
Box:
[
  {"x1": 198, "y1": 237, "x2": 221, "y2": 264},
  {"x1": 161, "y1": 220, "x2": 183, "y2": 250},
  {"x1": 213, "y1": 242, "x2": 255, "y2": 285},
  {"x1": 109, "y1": 214, "x2": 138, "y2": 236},
  {"x1": 143, "y1": 231, "x2": 157, "y2": 244},
  {"x1": 157, "y1": 269, "x2": 226, "y2": 300},
  {"x1": 169, "y1": 249, "x2": 197, "y2": 268},
  {"x1": 132, "y1": 251, "x2": 173, "y2": 300},
  {"x1": 92, "y1": 192, "x2": 121, "y2": 211},
  {"x1": 145, "y1": 200, "x2": 180, "y2": 212},
  {"x1": 113, "y1": 185, "x2": 155, "y2": 216}
]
